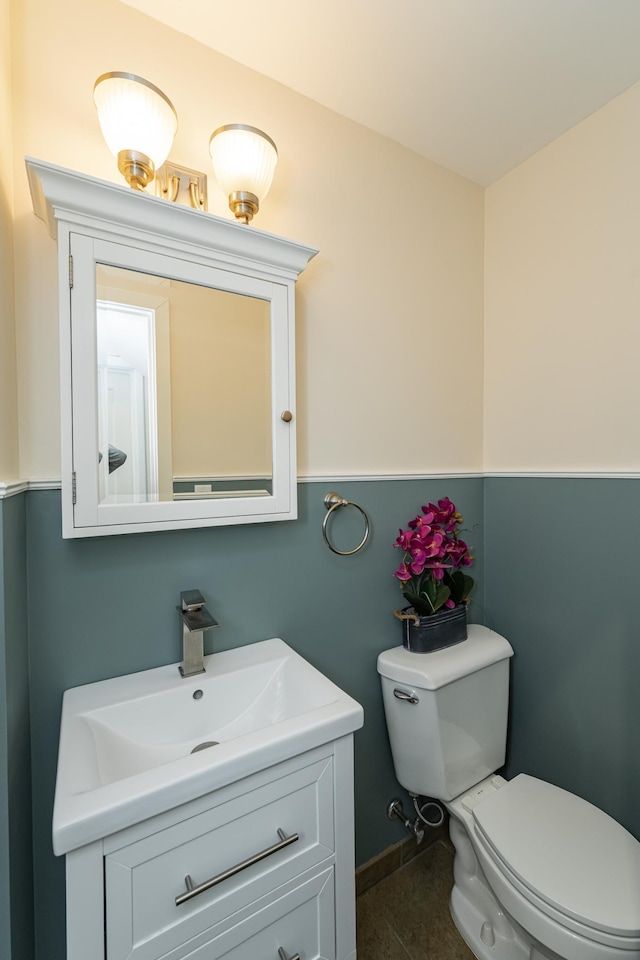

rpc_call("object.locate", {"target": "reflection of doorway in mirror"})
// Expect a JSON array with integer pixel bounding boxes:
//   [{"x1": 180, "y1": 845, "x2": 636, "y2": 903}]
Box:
[{"x1": 96, "y1": 302, "x2": 159, "y2": 503}]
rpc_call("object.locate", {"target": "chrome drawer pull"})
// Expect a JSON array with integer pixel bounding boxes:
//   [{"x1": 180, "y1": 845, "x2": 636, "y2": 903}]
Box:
[
  {"x1": 278, "y1": 948, "x2": 301, "y2": 960},
  {"x1": 393, "y1": 688, "x2": 419, "y2": 704},
  {"x1": 175, "y1": 828, "x2": 299, "y2": 906}
]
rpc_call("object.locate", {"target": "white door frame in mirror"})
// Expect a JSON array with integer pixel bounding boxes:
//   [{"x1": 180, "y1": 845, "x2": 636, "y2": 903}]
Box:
[
  {"x1": 96, "y1": 299, "x2": 160, "y2": 502},
  {"x1": 26, "y1": 157, "x2": 318, "y2": 538}
]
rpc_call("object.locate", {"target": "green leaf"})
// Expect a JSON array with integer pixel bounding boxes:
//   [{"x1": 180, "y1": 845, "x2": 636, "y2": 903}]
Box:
[
  {"x1": 404, "y1": 577, "x2": 454, "y2": 616},
  {"x1": 444, "y1": 570, "x2": 474, "y2": 604},
  {"x1": 444, "y1": 570, "x2": 462, "y2": 596},
  {"x1": 423, "y1": 579, "x2": 451, "y2": 613},
  {"x1": 433, "y1": 584, "x2": 451, "y2": 612},
  {"x1": 460, "y1": 574, "x2": 474, "y2": 601},
  {"x1": 402, "y1": 591, "x2": 433, "y2": 617}
]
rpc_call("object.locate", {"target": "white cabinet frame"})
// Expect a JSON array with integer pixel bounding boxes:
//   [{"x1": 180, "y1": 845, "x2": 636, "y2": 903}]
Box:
[{"x1": 26, "y1": 157, "x2": 318, "y2": 538}]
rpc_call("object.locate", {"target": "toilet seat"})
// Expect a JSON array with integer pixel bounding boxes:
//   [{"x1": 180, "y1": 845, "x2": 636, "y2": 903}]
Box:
[{"x1": 471, "y1": 774, "x2": 640, "y2": 944}]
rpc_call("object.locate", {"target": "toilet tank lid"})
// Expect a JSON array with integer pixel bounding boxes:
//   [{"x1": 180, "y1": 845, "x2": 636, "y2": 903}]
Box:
[{"x1": 377, "y1": 625, "x2": 513, "y2": 689}]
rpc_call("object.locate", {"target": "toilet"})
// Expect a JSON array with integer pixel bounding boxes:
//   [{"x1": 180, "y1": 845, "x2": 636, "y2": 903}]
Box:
[{"x1": 377, "y1": 624, "x2": 640, "y2": 960}]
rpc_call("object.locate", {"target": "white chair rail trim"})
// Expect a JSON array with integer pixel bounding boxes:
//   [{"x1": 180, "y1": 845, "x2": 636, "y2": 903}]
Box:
[
  {"x1": 0, "y1": 481, "x2": 30, "y2": 499},
  {"x1": 301, "y1": 471, "x2": 640, "y2": 481},
  {"x1": 5, "y1": 471, "x2": 640, "y2": 499}
]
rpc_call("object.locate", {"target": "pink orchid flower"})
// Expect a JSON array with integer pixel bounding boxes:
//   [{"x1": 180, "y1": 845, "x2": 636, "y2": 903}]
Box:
[
  {"x1": 393, "y1": 562, "x2": 412, "y2": 582},
  {"x1": 424, "y1": 560, "x2": 452, "y2": 580},
  {"x1": 393, "y1": 497, "x2": 474, "y2": 614}
]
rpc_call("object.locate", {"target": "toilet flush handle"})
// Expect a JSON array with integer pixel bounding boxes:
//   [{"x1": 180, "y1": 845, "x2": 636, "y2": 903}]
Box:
[{"x1": 393, "y1": 688, "x2": 419, "y2": 704}]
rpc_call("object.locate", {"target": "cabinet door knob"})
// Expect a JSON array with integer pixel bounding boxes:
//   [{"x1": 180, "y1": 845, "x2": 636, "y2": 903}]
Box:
[{"x1": 281, "y1": 410, "x2": 293, "y2": 422}]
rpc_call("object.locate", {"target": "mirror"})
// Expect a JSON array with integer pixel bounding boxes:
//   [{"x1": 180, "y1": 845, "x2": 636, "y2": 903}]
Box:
[{"x1": 95, "y1": 264, "x2": 272, "y2": 504}]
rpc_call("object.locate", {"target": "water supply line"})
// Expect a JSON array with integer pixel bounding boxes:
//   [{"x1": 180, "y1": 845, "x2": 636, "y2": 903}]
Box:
[
  {"x1": 387, "y1": 798, "x2": 425, "y2": 843},
  {"x1": 386, "y1": 795, "x2": 445, "y2": 843},
  {"x1": 412, "y1": 795, "x2": 446, "y2": 828}
]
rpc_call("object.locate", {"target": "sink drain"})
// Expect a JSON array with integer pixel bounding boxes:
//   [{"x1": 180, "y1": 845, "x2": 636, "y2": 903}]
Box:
[{"x1": 191, "y1": 741, "x2": 219, "y2": 753}]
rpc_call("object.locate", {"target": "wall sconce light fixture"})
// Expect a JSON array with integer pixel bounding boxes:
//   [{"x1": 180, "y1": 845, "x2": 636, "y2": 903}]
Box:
[
  {"x1": 93, "y1": 76, "x2": 276, "y2": 221},
  {"x1": 209, "y1": 124, "x2": 278, "y2": 224},
  {"x1": 93, "y1": 72, "x2": 177, "y2": 191}
]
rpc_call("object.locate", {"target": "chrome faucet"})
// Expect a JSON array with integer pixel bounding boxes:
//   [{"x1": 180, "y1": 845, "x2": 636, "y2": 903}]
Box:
[{"x1": 177, "y1": 590, "x2": 220, "y2": 678}]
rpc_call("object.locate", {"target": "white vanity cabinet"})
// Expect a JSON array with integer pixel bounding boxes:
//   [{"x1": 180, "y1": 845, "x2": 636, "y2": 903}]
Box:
[{"x1": 64, "y1": 738, "x2": 358, "y2": 960}]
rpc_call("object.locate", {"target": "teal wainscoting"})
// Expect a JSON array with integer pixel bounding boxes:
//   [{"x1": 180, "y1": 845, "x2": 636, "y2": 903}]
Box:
[
  {"x1": 0, "y1": 492, "x2": 33, "y2": 960},
  {"x1": 25, "y1": 477, "x2": 484, "y2": 960},
  {"x1": 484, "y1": 477, "x2": 640, "y2": 840},
  {"x1": 0, "y1": 499, "x2": 9, "y2": 960}
]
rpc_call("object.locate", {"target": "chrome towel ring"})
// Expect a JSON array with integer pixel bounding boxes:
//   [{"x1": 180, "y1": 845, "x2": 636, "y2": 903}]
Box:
[{"x1": 322, "y1": 491, "x2": 371, "y2": 556}]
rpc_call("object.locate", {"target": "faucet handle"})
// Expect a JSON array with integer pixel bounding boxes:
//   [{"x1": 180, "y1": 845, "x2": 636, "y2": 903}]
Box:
[
  {"x1": 181, "y1": 589, "x2": 205, "y2": 611},
  {"x1": 178, "y1": 589, "x2": 220, "y2": 633}
]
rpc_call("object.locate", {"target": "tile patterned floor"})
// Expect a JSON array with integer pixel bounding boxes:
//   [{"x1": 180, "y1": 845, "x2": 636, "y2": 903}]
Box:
[{"x1": 356, "y1": 840, "x2": 475, "y2": 959}]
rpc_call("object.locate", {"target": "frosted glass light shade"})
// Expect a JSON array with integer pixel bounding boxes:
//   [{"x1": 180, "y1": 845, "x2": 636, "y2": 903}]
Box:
[
  {"x1": 209, "y1": 125, "x2": 278, "y2": 221},
  {"x1": 94, "y1": 73, "x2": 177, "y2": 170}
]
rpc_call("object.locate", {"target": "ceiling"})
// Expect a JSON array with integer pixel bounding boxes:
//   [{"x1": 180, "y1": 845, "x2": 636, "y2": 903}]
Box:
[{"x1": 119, "y1": 0, "x2": 640, "y2": 185}]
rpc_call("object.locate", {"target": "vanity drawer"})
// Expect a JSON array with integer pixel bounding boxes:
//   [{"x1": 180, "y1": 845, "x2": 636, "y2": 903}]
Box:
[
  {"x1": 172, "y1": 866, "x2": 335, "y2": 960},
  {"x1": 105, "y1": 754, "x2": 334, "y2": 960}
]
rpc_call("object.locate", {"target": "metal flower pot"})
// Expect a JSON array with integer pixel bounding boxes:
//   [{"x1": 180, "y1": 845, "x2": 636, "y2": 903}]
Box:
[{"x1": 395, "y1": 602, "x2": 468, "y2": 653}]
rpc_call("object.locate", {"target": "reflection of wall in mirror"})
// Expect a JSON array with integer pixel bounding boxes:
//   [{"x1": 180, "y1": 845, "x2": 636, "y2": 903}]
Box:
[{"x1": 168, "y1": 283, "x2": 272, "y2": 483}]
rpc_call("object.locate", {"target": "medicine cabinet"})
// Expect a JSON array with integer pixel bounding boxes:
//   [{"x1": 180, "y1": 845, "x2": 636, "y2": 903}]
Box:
[{"x1": 26, "y1": 158, "x2": 317, "y2": 538}]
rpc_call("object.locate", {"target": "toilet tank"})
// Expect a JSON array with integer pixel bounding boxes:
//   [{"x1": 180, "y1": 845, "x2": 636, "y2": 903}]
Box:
[{"x1": 377, "y1": 625, "x2": 514, "y2": 801}]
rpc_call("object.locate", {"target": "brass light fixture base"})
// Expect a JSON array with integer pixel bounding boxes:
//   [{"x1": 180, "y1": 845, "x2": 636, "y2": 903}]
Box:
[
  {"x1": 156, "y1": 162, "x2": 208, "y2": 210},
  {"x1": 117, "y1": 149, "x2": 155, "y2": 191},
  {"x1": 228, "y1": 190, "x2": 259, "y2": 224}
]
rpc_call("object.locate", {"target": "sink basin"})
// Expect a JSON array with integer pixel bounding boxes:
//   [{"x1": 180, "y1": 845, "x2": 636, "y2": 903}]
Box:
[
  {"x1": 53, "y1": 638, "x2": 363, "y2": 855},
  {"x1": 84, "y1": 653, "x2": 339, "y2": 786}
]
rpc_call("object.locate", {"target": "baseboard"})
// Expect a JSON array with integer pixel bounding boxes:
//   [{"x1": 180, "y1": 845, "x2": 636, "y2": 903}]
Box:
[{"x1": 355, "y1": 822, "x2": 447, "y2": 897}]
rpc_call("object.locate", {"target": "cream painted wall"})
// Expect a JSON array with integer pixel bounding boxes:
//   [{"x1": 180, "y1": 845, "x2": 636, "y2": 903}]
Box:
[
  {"x1": 9, "y1": 0, "x2": 484, "y2": 483},
  {"x1": 484, "y1": 81, "x2": 640, "y2": 473},
  {"x1": 0, "y1": 0, "x2": 19, "y2": 482}
]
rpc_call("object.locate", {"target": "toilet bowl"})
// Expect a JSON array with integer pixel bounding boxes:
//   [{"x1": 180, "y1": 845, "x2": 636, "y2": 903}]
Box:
[
  {"x1": 377, "y1": 626, "x2": 640, "y2": 960},
  {"x1": 448, "y1": 774, "x2": 640, "y2": 960}
]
